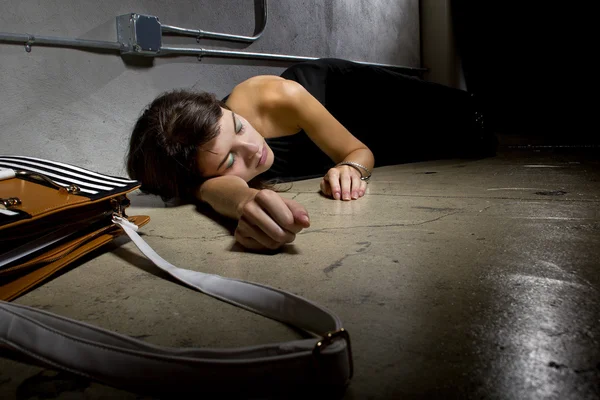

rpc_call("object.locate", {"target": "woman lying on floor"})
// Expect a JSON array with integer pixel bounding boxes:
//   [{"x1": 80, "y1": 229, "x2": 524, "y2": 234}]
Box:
[{"x1": 126, "y1": 58, "x2": 496, "y2": 251}]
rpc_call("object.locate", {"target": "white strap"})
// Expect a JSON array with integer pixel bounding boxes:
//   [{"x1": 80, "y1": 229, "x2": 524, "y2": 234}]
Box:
[
  {"x1": 0, "y1": 167, "x2": 16, "y2": 181},
  {"x1": 0, "y1": 217, "x2": 352, "y2": 396}
]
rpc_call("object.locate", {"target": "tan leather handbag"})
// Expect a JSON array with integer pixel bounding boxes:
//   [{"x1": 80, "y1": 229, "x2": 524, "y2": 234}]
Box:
[
  {"x1": 0, "y1": 155, "x2": 149, "y2": 301},
  {"x1": 0, "y1": 155, "x2": 353, "y2": 397}
]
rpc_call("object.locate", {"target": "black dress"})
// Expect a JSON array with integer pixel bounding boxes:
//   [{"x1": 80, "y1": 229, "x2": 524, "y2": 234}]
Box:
[{"x1": 227, "y1": 58, "x2": 496, "y2": 183}]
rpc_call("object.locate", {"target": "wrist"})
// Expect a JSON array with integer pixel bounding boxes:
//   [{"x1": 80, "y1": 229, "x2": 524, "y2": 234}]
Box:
[
  {"x1": 235, "y1": 188, "x2": 259, "y2": 219},
  {"x1": 336, "y1": 161, "x2": 372, "y2": 181}
]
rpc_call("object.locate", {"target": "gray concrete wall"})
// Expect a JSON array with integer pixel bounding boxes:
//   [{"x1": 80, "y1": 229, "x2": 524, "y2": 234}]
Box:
[{"x1": 0, "y1": 0, "x2": 420, "y2": 177}]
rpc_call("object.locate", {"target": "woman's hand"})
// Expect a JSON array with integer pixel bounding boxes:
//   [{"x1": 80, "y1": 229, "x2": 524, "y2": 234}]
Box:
[
  {"x1": 320, "y1": 165, "x2": 367, "y2": 201},
  {"x1": 235, "y1": 189, "x2": 310, "y2": 251}
]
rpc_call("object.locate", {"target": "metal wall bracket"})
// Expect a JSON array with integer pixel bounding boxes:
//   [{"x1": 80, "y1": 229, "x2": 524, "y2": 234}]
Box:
[{"x1": 116, "y1": 14, "x2": 162, "y2": 55}]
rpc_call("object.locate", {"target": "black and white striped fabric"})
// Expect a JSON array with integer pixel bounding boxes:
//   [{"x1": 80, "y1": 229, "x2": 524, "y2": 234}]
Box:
[{"x1": 0, "y1": 155, "x2": 139, "y2": 200}]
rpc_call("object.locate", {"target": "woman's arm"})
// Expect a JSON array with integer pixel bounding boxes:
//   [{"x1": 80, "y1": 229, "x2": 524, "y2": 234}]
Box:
[
  {"x1": 265, "y1": 79, "x2": 375, "y2": 200},
  {"x1": 197, "y1": 175, "x2": 310, "y2": 250},
  {"x1": 198, "y1": 175, "x2": 258, "y2": 220}
]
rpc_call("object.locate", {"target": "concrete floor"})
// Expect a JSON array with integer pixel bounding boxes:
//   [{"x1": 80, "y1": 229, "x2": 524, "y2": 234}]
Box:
[{"x1": 1, "y1": 145, "x2": 599, "y2": 399}]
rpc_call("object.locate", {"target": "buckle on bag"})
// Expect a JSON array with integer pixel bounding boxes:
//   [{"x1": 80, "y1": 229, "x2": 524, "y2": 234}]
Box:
[{"x1": 312, "y1": 328, "x2": 354, "y2": 379}]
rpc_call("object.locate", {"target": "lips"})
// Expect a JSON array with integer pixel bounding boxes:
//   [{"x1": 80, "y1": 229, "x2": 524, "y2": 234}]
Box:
[{"x1": 257, "y1": 145, "x2": 267, "y2": 167}]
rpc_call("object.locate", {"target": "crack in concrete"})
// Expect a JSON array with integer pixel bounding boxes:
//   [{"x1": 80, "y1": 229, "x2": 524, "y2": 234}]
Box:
[
  {"x1": 304, "y1": 211, "x2": 459, "y2": 235},
  {"x1": 323, "y1": 241, "x2": 371, "y2": 277},
  {"x1": 323, "y1": 257, "x2": 345, "y2": 276},
  {"x1": 479, "y1": 205, "x2": 493, "y2": 213},
  {"x1": 142, "y1": 233, "x2": 226, "y2": 241},
  {"x1": 339, "y1": 192, "x2": 600, "y2": 203},
  {"x1": 547, "y1": 361, "x2": 600, "y2": 375},
  {"x1": 548, "y1": 361, "x2": 568, "y2": 370},
  {"x1": 543, "y1": 330, "x2": 569, "y2": 338}
]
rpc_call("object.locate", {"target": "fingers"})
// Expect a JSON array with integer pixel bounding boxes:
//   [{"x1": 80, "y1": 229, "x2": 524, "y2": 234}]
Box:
[
  {"x1": 235, "y1": 217, "x2": 289, "y2": 250},
  {"x1": 320, "y1": 178, "x2": 332, "y2": 198},
  {"x1": 244, "y1": 196, "x2": 296, "y2": 244},
  {"x1": 280, "y1": 196, "x2": 310, "y2": 229},
  {"x1": 324, "y1": 166, "x2": 367, "y2": 201},
  {"x1": 350, "y1": 174, "x2": 361, "y2": 200},
  {"x1": 340, "y1": 171, "x2": 352, "y2": 201},
  {"x1": 326, "y1": 168, "x2": 341, "y2": 200},
  {"x1": 358, "y1": 178, "x2": 368, "y2": 198},
  {"x1": 235, "y1": 190, "x2": 309, "y2": 251},
  {"x1": 233, "y1": 234, "x2": 265, "y2": 251},
  {"x1": 254, "y1": 190, "x2": 307, "y2": 232}
]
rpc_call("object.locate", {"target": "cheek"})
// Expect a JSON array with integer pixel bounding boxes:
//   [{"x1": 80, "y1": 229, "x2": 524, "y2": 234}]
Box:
[{"x1": 196, "y1": 160, "x2": 210, "y2": 178}]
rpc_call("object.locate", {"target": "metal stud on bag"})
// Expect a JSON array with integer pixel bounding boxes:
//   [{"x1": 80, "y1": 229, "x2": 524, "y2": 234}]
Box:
[{"x1": 0, "y1": 197, "x2": 21, "y2": 208}]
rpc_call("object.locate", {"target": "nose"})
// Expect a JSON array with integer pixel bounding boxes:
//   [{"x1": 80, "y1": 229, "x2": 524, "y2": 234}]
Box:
[{"x1": 239, "y1": 140, "x2": 260, "y2": 162}]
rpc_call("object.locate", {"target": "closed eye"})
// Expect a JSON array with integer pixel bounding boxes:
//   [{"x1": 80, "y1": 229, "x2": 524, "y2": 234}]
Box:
[
  {"x1": 221, "y1": 113, "x2": 244, "y2": 171},
  {"x1": 225, "y1": 152, "x2": 235, "y2": 169},
  {"x1": 234, "y1": 114, "x2": 244, "y2": 134}
]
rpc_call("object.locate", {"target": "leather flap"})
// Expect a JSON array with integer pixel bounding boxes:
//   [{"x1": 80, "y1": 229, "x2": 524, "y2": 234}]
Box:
[
  {"x1": 0, "y1": 178, "x2": 90, "y2": 217},
  {"x1": 0, "y1": 155, "x2": 141, "y2": 231},
  {"x1": 0, "y1": 215, "x2": 150, "y2": 301}
]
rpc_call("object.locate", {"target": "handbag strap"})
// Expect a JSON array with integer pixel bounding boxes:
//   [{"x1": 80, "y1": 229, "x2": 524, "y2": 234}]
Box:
[{"x1": 0, "y1": 217, "x2": 352, "y2": 396}]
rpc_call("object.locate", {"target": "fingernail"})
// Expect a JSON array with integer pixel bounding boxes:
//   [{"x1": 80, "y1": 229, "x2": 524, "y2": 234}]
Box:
[
  {"x1": 351, "y1": 192, "x2": 358, "y2": 199},
  {"x1": 301, "y1": 214, "x2": 310, "y2": 224},
  {"x1": 334, "y1": 192, "x2": 340, "y2": 200},
  {"x1": 343, "y1": 192, "x2": 350, "y2": 200}
]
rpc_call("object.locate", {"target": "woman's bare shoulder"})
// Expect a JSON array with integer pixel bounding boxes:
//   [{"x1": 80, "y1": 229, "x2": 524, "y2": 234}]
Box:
[
  {"x1": 232, "y1": 76, "x2": 302, "y2": 105},
  {"x1": 227, "y1": 76, "x2": 306, "y2": 137},
  {"x1": 226, "y1": 76, "x2": 281, "y2": 110},
  {"x1": 228, "y1": 76, "x2": 305, "y2": 114},
  {"x1": 232, "y1": 75, "x2": 284, "y2": 95}
]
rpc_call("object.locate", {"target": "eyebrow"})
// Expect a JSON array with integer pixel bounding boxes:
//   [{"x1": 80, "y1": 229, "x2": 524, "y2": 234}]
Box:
[{"x1": 215, "y1": 112, "x2": 237, "y2": 171}]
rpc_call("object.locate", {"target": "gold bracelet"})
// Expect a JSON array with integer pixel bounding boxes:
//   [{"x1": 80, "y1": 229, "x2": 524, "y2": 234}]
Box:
[{"x1": 336, "y1": 161, "x2": 372, "y2": 182}]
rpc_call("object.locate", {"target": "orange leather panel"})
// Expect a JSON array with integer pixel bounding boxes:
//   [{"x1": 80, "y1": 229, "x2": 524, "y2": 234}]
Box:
[
  {"x1": 0, "y1": 178, "x2": 89, "y2": 216},
  {"x1": 1, "y1": 218, "x2": 120, "y2": 276},
  {"x1": 0, "y1": 215, "x2": 150, "y2": 301},
  {"x1": 0, "y1": 178, "x2": 140, "y2": 231}
]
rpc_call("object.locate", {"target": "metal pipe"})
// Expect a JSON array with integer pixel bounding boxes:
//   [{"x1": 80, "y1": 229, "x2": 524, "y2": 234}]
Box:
[
  {"x1": 0, "y1": 32, "x2": 122, "y2": 51},
  {"x1": 159, "y1": 46, "x2": 426, "y2": 73},
  {"x1": 161, "y1": 0, "x2": 267, "y2": 43},
  {"x1": 0, "y1": 33, "x2": 425, "y2": 74}
]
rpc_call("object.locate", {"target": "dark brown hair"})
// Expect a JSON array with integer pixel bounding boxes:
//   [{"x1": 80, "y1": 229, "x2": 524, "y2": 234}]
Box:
[{"x1": 126, "y1": 89, "x2": 228, "y2": 202}]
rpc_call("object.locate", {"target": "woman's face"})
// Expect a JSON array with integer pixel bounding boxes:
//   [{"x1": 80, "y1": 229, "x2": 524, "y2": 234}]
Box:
[{"x1": 196, "y1": 108, "x2": 274, "y2": 182}]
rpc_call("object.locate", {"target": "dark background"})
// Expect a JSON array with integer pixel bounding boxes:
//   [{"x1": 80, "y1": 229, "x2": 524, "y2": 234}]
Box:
[{"x1": 450, "y1": 1, "x2": 596, "y2": 145}]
